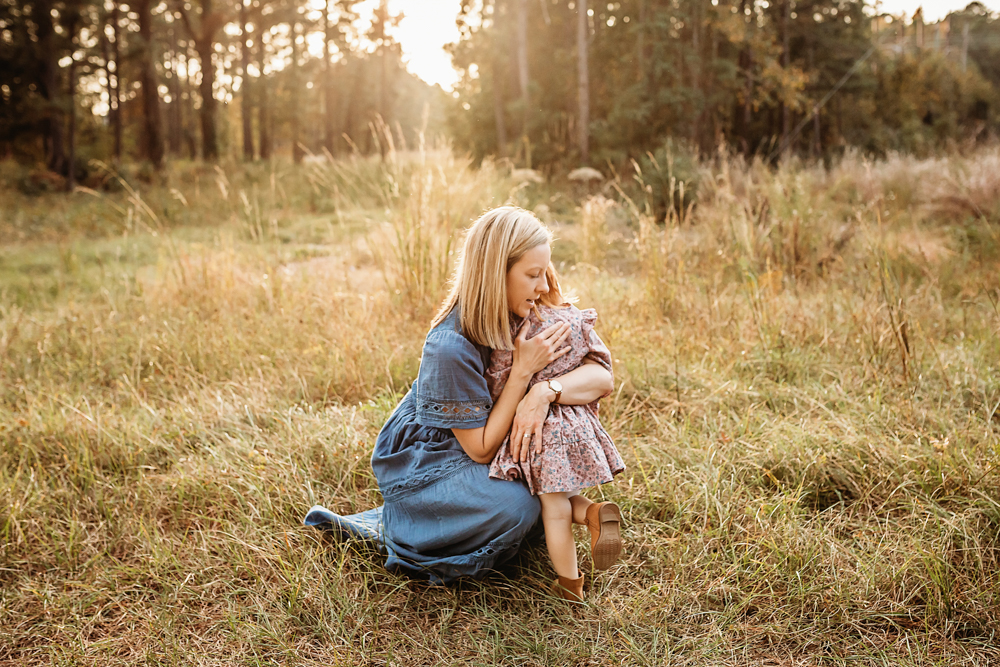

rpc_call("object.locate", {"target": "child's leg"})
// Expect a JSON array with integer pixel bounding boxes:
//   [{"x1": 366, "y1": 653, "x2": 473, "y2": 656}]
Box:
[
  {"x1": 539, "y1": 492, "x2": 578, "y2": 579},
  {"x1": 568, "y1": 493, "x2": 593, "y2": 525},
  {"x1": 568, "y1": 490, "x2": 624, "y2": 571}
]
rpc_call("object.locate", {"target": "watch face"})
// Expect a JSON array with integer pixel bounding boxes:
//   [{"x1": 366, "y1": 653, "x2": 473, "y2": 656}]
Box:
[{"x1": 549, "y1": 379, "x2": 563, "y2": 392}]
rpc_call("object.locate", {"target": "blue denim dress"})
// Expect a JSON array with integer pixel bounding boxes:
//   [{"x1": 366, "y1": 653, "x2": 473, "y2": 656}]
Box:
[{"x1": 304, "y1": 307, "x2": 541, "y2": 584}]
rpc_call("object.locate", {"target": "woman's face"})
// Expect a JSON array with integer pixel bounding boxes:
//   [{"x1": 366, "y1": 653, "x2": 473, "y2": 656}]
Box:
[{"x1": 506, "y1": 243, "x2": 551, "y2": 318}]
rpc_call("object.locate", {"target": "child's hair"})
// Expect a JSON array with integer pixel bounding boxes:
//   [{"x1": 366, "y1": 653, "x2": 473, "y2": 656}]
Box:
[{"x1": 432, "y1": 206, "x2": 568, "y2": 350}]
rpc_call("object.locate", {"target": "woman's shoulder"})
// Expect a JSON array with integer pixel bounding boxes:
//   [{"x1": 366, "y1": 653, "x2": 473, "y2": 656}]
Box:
[
  {"x1": 426, "y1": 306, "x2": 462, "y2": 339},
  {"x1": 423, "y1": 307, "x2": 490, "y2": 369},
  {"x1": 426, "y1": 306, "x2": 471, "y2": 345},
  {"x1": 414, "y1": 306, "x2": 493, "y2": 427}
]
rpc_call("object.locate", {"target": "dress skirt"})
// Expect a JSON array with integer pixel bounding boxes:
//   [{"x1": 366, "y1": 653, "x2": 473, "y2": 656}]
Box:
[
  {"x1": 304, "y1": 306, "x2": 541, "y2": 584},
  {"x1": 306, "y1": 389, "x2": 541, "y2": 585}
]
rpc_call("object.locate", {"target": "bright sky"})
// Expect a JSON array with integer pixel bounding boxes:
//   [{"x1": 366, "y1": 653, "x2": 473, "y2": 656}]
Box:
[
  {"x1": 386, "y1": 0, "x2": 1000, "y2": 91},
  {"x1": 357, "y1": 0, "x2": 463, "y2": 90}
]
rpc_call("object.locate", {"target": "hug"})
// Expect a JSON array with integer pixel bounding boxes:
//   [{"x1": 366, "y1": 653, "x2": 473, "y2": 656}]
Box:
[{"x1": 306, "y1": 206, "x2": 624, "y2": 602}]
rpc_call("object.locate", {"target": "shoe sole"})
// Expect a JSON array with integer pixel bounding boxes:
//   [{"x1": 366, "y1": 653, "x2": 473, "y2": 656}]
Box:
[{"x1": 592, "y1": 503, "x2": 622, "y2": 570}]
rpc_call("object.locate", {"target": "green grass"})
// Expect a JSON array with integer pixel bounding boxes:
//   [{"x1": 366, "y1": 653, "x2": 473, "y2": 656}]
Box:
[{"x1": 1, "y1": 146, "x2": 999, "y2": 665}]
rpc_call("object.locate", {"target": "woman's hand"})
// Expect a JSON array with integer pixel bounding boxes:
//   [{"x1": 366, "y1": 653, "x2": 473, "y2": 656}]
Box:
[
  {"x1": 508, "y1": 383, "x2": 552, "y2": 463},
  {"x1": 511, "y1": 320, "x2": 572, "y2": 377}
]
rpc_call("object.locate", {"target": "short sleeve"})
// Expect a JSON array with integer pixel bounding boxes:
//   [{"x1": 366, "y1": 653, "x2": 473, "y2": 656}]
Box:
[
  {"x1": 413, "y1": 328, "x2": 493, "y2": 429},
  {"x1": 581, "y1": 309, "x2": 614, "y2": 396}
]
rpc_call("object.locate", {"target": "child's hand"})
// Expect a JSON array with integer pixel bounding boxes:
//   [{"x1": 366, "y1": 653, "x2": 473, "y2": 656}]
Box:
[{"x1": 512, "y1": 320, "x2": 571, "y2": 377}]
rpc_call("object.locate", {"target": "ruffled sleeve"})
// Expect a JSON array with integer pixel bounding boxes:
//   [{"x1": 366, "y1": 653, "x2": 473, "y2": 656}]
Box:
[
  {"x1": 581, "y1": 308, "x2": 614, "y2": 396},
  {"x1": 413, "y1": 327, "x2": 493, "y2": 429}
]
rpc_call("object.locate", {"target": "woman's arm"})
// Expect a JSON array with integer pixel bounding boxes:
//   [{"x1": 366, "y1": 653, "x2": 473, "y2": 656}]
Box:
[
  {"x1": 507, "y1": 359, "x2": 614, "y2": 462},
  {"x1": 451, "y1": 321, "x2": 572, "y2": 464},
  {"x1": 451, "y1": 365, "x2": 533, "y2": 464}
]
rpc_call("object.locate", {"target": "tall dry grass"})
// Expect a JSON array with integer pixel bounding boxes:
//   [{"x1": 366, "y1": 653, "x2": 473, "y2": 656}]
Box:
[{"x1": 1, "y1": 145, "x2": 999, "y2": 665}]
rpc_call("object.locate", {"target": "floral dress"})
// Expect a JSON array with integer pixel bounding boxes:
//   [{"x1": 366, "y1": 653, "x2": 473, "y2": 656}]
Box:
[{"x1": 487, "y1": 304, "x2": 625, "y2": 495}]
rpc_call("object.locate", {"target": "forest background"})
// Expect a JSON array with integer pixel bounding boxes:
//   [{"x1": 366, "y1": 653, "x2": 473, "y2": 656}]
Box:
[{"x1": 2, "y1": 0, "x2": 1000, "y2": 178}]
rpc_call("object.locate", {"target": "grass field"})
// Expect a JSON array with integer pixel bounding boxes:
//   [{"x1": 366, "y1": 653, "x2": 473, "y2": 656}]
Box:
[{"x1": 1, "y1": 146, "x2": 999, "y2": 665}]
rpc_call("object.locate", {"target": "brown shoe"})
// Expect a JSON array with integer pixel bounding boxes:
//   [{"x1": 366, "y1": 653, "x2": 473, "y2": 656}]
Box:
[
  {"x1": 586, "y1": 501, "x2": 623, "y2": 570},
  {"x1": 550, "y1": 571, "x2": 585, "y2": 602}
]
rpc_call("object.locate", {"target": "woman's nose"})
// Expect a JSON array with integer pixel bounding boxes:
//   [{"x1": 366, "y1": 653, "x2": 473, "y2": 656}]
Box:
[{"x1": 539, "y1": 276, "x2": 549, "y2": 293}]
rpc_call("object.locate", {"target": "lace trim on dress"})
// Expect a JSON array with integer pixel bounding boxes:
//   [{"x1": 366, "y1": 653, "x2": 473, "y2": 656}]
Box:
[
  {"x1": 470, "y1": 536, "x2": 518, "y2": 563},
  {"x1": 382, "y1": 456, "x2": 477, "y2": 500},
  {"x1": 415, "y1": 397, "x2": 492, "y2": 422}
]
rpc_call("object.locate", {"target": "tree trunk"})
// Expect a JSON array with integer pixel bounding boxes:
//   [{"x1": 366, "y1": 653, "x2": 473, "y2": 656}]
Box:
[
  {"x1": 577, "y1": 0, "x2": 589, "y2": 164},
  {"x1": 780, "y1": 0, "x2": 790, "y2": 157},
  {"x1": 197, "y1": 35, "x2": 218, "y2": 160},
  {"x1": 344, "y1": 59, "x2": 365, "y2": 152},
  {"x1": 167, "y1": 24, "x2": 183, "y2": 155},
  {"x1": 256, "y1": 28, "x2": 271, "y2": 159},
  {"x1": 487, "y1": 0, "x2": 506, "y2": 156},
  {"x1": 100, "y1": 11, "x2": 115, "y2": 155},
  {"x1": 35, "y1": 0, "x2": 67, "y2": 176},
  {"x1": 739, "y1": 0, "x2": 754, "y2": 152},
  {"x1": 637, "y1": 0, "x2": 646, "y2": 83},
  {"x1": 176, "y1": 0, "x2": 221, "y2": 160},
  {"x1": 112, "y1": 3, "x2": 123, "y2": 162},
  {"x1": 192, "y1": 0, "x2": 219, "y2": 161},
  {"x1": 812, "y1": 108, "x2": 821, "y2": 157},
  {"x1": 809, "y1": 43, "x2": 819, "y2": 158},
  {"x1": 137, "y1": 0, "x2": 165, "y2": 169},
  {"x1": 515, "y1": 0, "x2": 529, "y2": 137},
  {"x1": 690, "y1": 0, "x2": 701, "y2": 149},
  {"x1": 240, "y1": 0, "x2": 254, "y2": 161},
  {"x1": 323, "y1": 0, "x2": 335, "y2": 154},
  {"x1": 491, "y1": 59, "x2": 507, "y2": 157},
  {"x1": 66, "y1": 13, "x2": 80, "y2": 191},
  {"x1": 291, "y1": 18, "x2": 303, "y2": 164},
  {"x1": 374, "y1": 0, "x2": 388, "y2": 160},
  {"x1": 181, "y1": 49, "x2": 198, "y2": 159},
  {"x1": 258, "y1": 79, "x2": 271, "y2": 160},
  {"x1": 711, "y1": 22, "x2": 720, "y2": 147}
]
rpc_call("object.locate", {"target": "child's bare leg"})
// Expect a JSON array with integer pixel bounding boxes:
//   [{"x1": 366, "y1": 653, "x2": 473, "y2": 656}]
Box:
[
  {"x1": 539, "y1": 492, "x2": 578, "y2": 579},
  {"x1": 568, "y1": 493, "x2": 592, "y2": 525}
]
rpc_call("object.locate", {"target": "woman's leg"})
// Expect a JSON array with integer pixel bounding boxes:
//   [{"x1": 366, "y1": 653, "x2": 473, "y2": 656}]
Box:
[
  {"x1": 539, "y1": 492, "x2": 578, "y2": 579},
  {"x1": 379, "y1": 461, "x2": 542, "y2": 583}
]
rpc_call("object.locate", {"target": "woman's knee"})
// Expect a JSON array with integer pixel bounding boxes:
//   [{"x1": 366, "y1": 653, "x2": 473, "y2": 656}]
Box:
[{"x1": 494, "y1": 483, "x2": 541, "y2": 536}]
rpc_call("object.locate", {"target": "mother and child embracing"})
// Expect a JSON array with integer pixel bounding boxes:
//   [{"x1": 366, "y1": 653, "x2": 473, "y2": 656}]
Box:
[{"x1": 305, "y1": 205, "x2": 626, "y2": 603}]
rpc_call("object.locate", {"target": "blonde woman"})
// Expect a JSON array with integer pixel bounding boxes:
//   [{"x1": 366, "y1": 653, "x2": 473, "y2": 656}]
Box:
[{"x1": 306, "y1": 207, "x2": 618, "y2": 588}]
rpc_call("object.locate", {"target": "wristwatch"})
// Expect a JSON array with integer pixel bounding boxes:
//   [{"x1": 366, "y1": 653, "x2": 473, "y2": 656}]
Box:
[{"x1": 547, "y1": 379, "x2": 563, "y2": 404}]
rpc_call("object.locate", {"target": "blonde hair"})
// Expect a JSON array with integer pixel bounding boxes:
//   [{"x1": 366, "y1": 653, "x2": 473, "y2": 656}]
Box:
[{"x1": 432, "y1": 206, "x2": 567, "y2": 350}]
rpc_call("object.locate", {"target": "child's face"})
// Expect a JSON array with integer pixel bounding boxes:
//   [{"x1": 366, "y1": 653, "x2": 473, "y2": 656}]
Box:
[{"x1": 506, "y1": 244, "x2": 551, "y2": 318}]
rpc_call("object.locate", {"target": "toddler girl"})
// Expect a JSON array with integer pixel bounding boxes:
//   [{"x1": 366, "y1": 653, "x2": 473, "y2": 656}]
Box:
[{"x1": 486, "y1": 300, "x2": 624, "y2": 602}]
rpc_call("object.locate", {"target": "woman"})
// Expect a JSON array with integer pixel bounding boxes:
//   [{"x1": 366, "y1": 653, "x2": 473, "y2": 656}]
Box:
[{"x1": 305, "y1": 207, "x2": 615, "y2": 585}]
